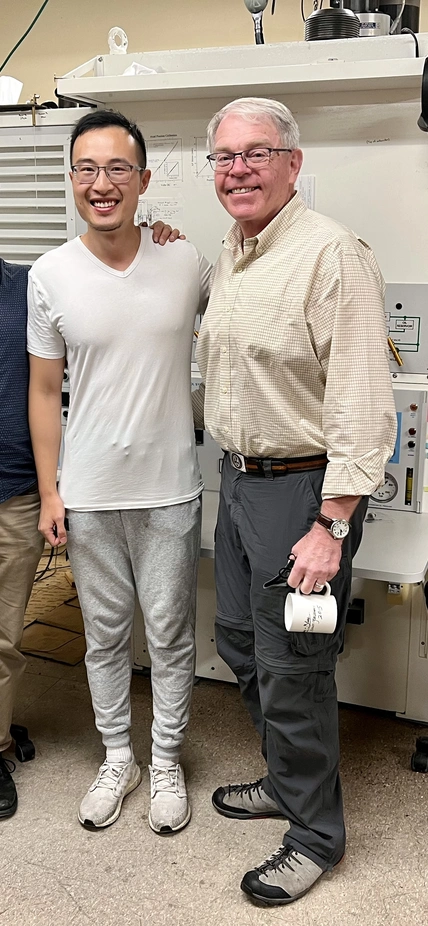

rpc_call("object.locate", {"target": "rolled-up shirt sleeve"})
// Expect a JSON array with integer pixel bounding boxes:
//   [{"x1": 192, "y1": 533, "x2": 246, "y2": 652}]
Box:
[{"x1": 306, "y1": 239, "x2": 397, "y2": 498}]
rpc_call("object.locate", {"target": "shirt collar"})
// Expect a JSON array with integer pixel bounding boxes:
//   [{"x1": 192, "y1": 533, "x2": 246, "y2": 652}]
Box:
[{"x1": 223, "y1": 191, "x2": 307, "y2": 260}]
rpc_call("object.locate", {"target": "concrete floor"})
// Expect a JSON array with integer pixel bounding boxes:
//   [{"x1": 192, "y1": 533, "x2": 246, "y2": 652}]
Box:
[{"x1": 2, "y1": 656, "x2": 428, "y2": 926}]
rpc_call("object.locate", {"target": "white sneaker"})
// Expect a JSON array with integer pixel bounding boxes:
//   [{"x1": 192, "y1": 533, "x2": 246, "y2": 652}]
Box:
[
  {"x1": 148, "y1": 763, "x2": 191, "y2": 835},
  {"x1": 78, "y1": 753, "x2": 141, "y2": 829}
]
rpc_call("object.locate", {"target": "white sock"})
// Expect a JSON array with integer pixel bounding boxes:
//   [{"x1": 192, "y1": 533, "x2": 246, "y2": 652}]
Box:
[
  {"x1": 151, "y1": 753, "x2": 178, "y2": 769},
  {"x1": 106, "y1": 744, "x2": 133, "y2": 765}
]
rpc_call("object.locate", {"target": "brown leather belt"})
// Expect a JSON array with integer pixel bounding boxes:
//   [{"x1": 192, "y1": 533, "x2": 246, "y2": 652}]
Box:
[{"x1": 228, "y1": 451, "x2": 328, "y2": 476}]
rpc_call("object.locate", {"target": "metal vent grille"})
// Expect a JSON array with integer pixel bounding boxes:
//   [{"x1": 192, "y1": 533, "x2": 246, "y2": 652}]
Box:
[{"x1": 0, "y1": 133, "x2": 71, "y2": 264}]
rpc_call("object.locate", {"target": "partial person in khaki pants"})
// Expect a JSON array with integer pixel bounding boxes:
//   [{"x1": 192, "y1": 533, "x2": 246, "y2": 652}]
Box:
[{"x1": 0, "y1": 258, "x2": 45, "y2": 818}]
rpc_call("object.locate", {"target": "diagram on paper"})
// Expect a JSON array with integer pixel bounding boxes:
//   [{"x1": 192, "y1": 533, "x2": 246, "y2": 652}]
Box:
[
  {"x1": 386, "y1": 313, "x2": 421, "y2": 352},
  {"x1": 147, "y1": 136, "x2": 183, "y2": 183},
  {"x1": 297, "y1": 175, "x2": 315, "y2": 210},
  {"x1": 135, "y1": 197, "x2": 184, "y2": 228},
  {"x1": 192, "y1": 137, "x2": 214, "y2": 181}
]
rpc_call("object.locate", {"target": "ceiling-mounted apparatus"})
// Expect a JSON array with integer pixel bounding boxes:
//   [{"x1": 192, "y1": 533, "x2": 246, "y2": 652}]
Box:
[{"x1": 304, "y1": 0, "x2": 361, "y2": 41}]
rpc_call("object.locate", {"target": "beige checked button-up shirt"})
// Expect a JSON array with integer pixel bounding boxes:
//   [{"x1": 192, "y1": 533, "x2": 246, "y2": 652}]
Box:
[{"x1": 195, "y1": 192, "x2": 396, "y2": 498}]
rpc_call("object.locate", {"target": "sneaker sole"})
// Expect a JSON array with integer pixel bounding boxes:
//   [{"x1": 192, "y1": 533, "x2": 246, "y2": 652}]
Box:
[
  {"x1": 212, "y1": 796, "x2": 284, "y2": 821},
  {"x1": 148, "y1": 804, "x2": 191, "y2": 836},
  {"x1": 78, "y1": 766, "x2": 142, "y2": 830},
  {"x1": 241, "y1": 880, "x2": 315, "y2": 906}
]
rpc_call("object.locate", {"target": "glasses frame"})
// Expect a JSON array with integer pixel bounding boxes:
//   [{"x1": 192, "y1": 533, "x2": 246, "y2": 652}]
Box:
[
  {"x1": 71, "y1": 164, "x2": 144, "y2": 185},
  {"x1": 206, "y1": 147, "x2": 293, "y2": 172}
]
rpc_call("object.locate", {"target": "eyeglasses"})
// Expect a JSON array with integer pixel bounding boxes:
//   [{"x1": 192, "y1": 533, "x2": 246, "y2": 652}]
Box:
[
  {"x1": 206, "y1": 147, "x2": 293, "y2": 172},
  {"x1": 71, "y1": 164, "x2": 144, "y2": 184}
]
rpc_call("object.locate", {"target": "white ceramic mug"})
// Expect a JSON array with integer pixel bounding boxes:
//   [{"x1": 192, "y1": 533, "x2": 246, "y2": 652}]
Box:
[{"x1": 284, "y1": 583, "x2": 337, "y2": 634}]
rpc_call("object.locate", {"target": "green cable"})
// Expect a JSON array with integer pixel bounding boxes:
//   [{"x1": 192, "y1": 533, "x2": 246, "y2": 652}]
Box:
[{"x1": 0, "y1": 0, "x2": 50, "y2": 75}]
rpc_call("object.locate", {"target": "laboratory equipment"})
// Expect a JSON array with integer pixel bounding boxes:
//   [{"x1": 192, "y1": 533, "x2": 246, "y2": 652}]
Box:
[
  {"x1": 304, "y1": 0, "x2": 361, "y2": 41},
  {"x1": 243, "y1": 0, "x2": 269, "y2": 44}
]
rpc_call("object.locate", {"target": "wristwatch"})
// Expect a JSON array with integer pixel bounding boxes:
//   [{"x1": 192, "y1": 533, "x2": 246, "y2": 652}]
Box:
[{"x1": 316, "y1": 512, "x2": 350, "y2": 540}]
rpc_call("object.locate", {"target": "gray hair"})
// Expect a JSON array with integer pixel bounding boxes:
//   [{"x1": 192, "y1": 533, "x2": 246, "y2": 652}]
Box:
[{"x1": 206, "y1": 97, "x2": 300, "y2": 152}]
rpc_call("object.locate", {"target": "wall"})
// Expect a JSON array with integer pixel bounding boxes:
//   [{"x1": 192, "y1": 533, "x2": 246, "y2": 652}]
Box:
[{"x1": 1, "y1": 0, "x2": 428, "y2": 104}]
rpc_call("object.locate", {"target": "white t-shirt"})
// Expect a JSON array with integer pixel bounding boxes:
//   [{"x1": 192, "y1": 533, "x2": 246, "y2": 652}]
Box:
[{"x1": 27, "y1": 229, "x2": 211, "y2": 510}]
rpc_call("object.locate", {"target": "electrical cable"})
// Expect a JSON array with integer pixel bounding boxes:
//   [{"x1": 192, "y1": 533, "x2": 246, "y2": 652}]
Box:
[
  {"x1": 34, "y1": 546, "x2": 55, "y2": 583},
  {"x1": 34, "y1": 544, "x2": 70, "y2": 583},
  {"x1": 301, "y1": 0, "x2": 321, "y2": 24},
  {"x1": 401, "y1": 27, "x2": 419, "y2": 57},
  {"x1": 0, "y1": 0, "x2": 50, "y2": 75},
  {"x1": 389, "y1": 0, "x2": 406, "y2": 34}
]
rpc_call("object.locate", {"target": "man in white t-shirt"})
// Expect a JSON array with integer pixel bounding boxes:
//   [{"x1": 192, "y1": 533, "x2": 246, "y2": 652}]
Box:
[{"x1": 27, "y1": 110, "x2": 211, "y2": 835}]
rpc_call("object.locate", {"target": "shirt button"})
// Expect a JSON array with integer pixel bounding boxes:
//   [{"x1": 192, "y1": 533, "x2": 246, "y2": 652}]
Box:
[
  {"x1": 236, "y1": 268, "x2": 243, "y2": 273},
  {"x1": 222, "y1": 387, "x2": 228, "y2": 394},
  {"x1": 224, "y1": 427, "x2": 229, "y2": 433},
  {"x1": 222, "y1": 346, "x2": 227, "y2": 354}
]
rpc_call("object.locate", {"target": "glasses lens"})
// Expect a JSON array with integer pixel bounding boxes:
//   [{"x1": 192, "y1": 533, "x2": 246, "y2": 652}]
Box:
[
  {"x1": 245, "y1": 149, "x2": 271, "y2": 166},
  {"x1": 74, "y1": 166, "x2": 97, "y2": 183},
  {"x1": 107, "y1": 166, "x2": 133, "y2": 183},
  {"x1": 212, "y1": 154, "x2": 233, "y2": 172}
]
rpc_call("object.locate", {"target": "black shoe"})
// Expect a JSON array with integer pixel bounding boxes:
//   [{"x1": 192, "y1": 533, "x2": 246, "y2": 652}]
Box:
[
  {"x1": 212, "y1": 778, "x2": 284, "y2": 820},
  {"x1": 241, "y1": 843, "x2": 324, "y2": 906},
  {"x1": 0, "y1": 755, "x2": 17, "y2": 819}
]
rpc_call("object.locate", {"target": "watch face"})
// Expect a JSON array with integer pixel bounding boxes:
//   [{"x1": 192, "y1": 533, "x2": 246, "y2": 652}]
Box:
[{"x1": 331, "y1": 519, "x2": 350, "y2": 539}]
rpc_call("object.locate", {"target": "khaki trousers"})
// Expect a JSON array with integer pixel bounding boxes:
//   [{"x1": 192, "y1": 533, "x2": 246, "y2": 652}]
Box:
[{"x1": 0, "y1": 491, "x2": 44, "y2": 752}]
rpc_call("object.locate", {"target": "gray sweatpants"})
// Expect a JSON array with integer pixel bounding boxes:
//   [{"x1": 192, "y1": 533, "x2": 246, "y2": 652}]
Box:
[
  {"x1": 66, "y1": 498, "x2": 201, "y2": 762},
  {"x1": 215, "y1": 454, "x2": 367, "y2": 871}
]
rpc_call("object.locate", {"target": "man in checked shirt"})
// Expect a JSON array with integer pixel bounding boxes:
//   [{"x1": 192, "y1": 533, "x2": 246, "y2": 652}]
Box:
[{"x1": 194, "y1": 97, "x2": 396, "y2": 906}]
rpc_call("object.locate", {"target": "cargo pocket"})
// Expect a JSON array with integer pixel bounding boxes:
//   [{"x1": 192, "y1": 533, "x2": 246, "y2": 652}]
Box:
[
  {"x1": 288, "y1": 629, "x2": 332, "y2": 658},
  {"x1": 314, "y1": 669, "x2": 335, "y2": 703}
]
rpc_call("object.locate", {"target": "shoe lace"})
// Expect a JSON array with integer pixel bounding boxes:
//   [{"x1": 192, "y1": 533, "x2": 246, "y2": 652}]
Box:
[
  {"x1": 258, "y1": 843, "x2": 301, "y2": 874},
  {"x1": 150, "y1": 765, "x2": 179, "y2": 794},
  {"x1": 228, "y1": 778, "x2": 265, "y2": 802},
  {"x1": 93, "y1": 760, "x2": 127, "y2": 791},
  {"x1": 0, "y1": 757, "x2": 16, "y2": 776}
]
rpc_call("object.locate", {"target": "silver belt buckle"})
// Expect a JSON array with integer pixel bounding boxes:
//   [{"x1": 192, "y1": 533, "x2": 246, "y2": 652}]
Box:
[{"x1": 230, "y1": 452, "x2": 246, "y2": 472}]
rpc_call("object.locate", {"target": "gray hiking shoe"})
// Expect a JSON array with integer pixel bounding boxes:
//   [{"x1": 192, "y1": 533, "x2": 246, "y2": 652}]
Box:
[
  {"x1": 212, "y1": 777, "x2": 283, "y2": 820},
  {"x1": 78, "y1": 753, "x2": 141, "y2": 829},
  {"x1": 241, "y1": 843, "x2": 324, "y2": 906}
]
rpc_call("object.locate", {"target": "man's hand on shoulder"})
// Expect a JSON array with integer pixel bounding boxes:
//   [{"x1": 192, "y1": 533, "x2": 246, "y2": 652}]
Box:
[{"x1": 143, "y1": 221, "x2": 186, "y2": 245}]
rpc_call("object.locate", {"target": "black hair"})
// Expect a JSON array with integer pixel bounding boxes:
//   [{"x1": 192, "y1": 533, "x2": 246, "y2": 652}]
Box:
[{"x1": 70, "y1": 110, "x2": 147, "y2": 168}]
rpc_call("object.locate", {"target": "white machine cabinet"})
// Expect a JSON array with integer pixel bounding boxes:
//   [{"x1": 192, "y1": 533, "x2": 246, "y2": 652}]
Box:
[{"x1": 55, "y1": 34, "x2": 428, "y2": 720}]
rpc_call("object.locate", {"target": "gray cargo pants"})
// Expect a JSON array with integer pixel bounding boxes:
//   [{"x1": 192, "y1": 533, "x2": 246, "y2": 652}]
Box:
[{"x1": 215, "y1": 453, "x2": 367, "y2": 871}]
